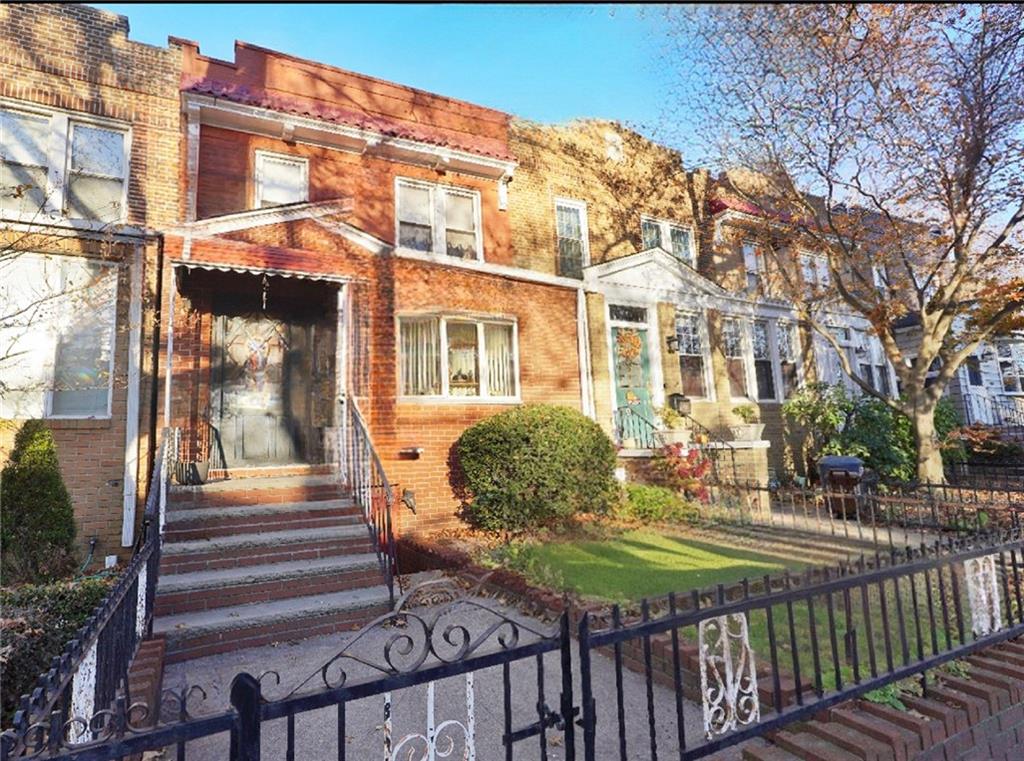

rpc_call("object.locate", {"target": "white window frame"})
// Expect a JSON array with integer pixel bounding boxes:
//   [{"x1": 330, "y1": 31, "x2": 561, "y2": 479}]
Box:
[
  {"x1": 395, "y1": 177, "x2": 484, "y2": 262},
  {"x1": 774, "y1": 320, "x2": 803, "y2": 401},
  {"x1": 800, "y1": 251, "x2": 830, "y2": 290},
  {"x1": 674, "y1": 310, "x2": 715, "y2": 401},
  {"x1": 997, "y1": 340, "x2": 1024, "y2": 395},
  {"x1": 742, "y1": 240, "x2": 761, "y2": 290},
  {"x1": 554, "y1": 197, "x2": 590, "y2": 275},
  {"x1": 0, "y1": 252, "x2": 119, "y2": 420},
  {"x1": 0, "y1": 100, "x2": 131, "y2": 227},
  {"x1": 253, "y1": 150, "x2": 309, "y2": 208},
  {"x1": 721, "y1": 315, "x2": 753, "y2": 401},
  {"x1": 396, "y1": 314, "x2": 519, "y2": 402},
  {"x1": 639, "y1": 214, "x2": 696, "y2": 266}
]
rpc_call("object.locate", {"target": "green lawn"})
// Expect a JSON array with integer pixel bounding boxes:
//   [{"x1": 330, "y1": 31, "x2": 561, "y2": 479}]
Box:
[{"x1": 521, "y1": 529, "x2": 799, "y2": 601}]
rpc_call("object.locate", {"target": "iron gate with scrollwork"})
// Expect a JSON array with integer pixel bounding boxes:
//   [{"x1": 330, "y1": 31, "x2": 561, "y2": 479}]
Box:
[{"x1": 2, "y1": 578, "x2": 577, "y2": 761}]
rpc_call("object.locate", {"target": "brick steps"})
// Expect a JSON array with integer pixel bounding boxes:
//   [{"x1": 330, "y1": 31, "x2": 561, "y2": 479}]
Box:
[
  {"x1": 126, "y1": 637, "x2": 166, "y2": 724},
  {"x1": 155, "y1": 553, "x2": 381, "y2": 615},
  {"x1": 154, "y1": 473, "x2": 391, "y2": 662},
  {"x1": 154, "y1": 586, "x2": 392, "y2": 663},
  {"x1": 743, "y1": 637, "x2": 1024, "y2": 761},
  {"x1": 163, "y1": 499, "x2": 362, "y2": 541}
]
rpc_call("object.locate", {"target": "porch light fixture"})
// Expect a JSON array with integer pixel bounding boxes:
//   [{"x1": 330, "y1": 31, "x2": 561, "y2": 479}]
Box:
[
  {"x1": 401, "y1": 488, "x2": 417, "y2": 514},
  {"x1": 665, "y1": 334, "x2": 680, "y2": 354},
  {"x1": 667, "y1": 393, "x2": 692, "y2": 416}
]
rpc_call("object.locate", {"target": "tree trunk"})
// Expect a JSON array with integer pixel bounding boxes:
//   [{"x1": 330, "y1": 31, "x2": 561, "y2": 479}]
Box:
[{"x1": 911, "y1": 403, "x2": 945, "y2": 483}]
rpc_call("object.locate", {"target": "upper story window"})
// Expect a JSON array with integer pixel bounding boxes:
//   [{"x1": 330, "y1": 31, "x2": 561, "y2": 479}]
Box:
[
  {"x1": 640, "y1": 215, "x2": 695, "y2": 266},
  {"x1": 396, "y1": 178, "x2": 482, "y2": 260},
  {"x1": 399, "y1": 315, "x2": 518, "y2": 400},
  {"x1": 555, "y1": 199, "x2": 588, "y2": 279},
  {"x1": 742, "y1": 241, "x2": 761, "y2": 290},
  {"x1": 1, "y1": 106, "x2": 128, "y2": 223},
  {"x1": 998, "y1": 342, "x2": 1024, "y2": 394},
  {"x1": 872, "y1": 264, "x2": 888, "y2": 292},
  {"x1": 722, "y1": 317, "x2": 748, "y2": 398},
  {"x1": 675, "y1": 312, "x2": 709, "y2": 398},
  {"x1": 254, "y1": 151, "x2": 308, "y2": 208},
  {"x1": 965, "y1": 355, "x2": 983, "y2": 387},
  {"x1": 800, "y1": 252, "x2": 831, "y2": 290},
  {"x1": 0, "y1": 253, "x2": 118, "y2": 419}
]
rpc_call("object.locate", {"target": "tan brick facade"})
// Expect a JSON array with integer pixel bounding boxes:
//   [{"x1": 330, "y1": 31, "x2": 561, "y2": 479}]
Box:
[{"x1": 0, "y1": 5, "x2": 182, "y2": 563}]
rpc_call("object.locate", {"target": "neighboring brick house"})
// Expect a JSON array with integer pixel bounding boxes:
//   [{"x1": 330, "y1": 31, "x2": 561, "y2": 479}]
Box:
[
  {"x1": 0, "y1": 4, "x2": 182, "y2": 563},
  {"x1": 156, "y1": 39, "x2": 587, "y2": 535},
  {"x1": 506, "y1": 120, "x2": 902, "y2": 479}
]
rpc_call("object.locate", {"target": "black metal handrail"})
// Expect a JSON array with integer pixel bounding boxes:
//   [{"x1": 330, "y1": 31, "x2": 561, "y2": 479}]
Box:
[
  {"x1": 339, "y1": 396, "x2": 398, "y2": 607},
  {"x1": 2, "y1": 438, "x2": 166, "y2": 757},
  {"x1": 578, "y1": 529, "x2": 1024, "y2": 761},
  {"x1": 681, "y1": 412, "x2": 739, "y2": 482}
]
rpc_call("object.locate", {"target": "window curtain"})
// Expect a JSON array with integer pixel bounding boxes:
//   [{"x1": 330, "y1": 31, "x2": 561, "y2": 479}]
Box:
[
  {"x1": 258, "y1": 155, "x2": 306, "y2": 208},
  {"x1": 398, "y1": 183, "x2": 433, "y2": 251},
  {"x1": 485, "y1": 324, "x2": 515, "y2": 397},
  {"x1": 399, "y1": 318, "x2": 440, "y2": 395},
  {"x1": 446, "y1": 322, "x2": 479, "y2": 396},
  {"x1": 444, "y1": 191, "x2": 477, "y2": 258}
]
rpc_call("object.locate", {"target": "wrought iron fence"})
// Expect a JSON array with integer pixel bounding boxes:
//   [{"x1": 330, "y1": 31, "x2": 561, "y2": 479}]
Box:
[
  {"x1": 577, "y1": 530, "x2": 1024, "y2": 760},
  {"x1": 947, "y1": 460, "x2": 1024, "y2": 491},
  {"x1": 961, "y1": 392, "x2": 1024, "y2": 431},
  {"x1": 2, "y1": 439, "x2": 167, "y2": 759},
  {"x1": 337, "y1": 395, "x2": 399, "y2": 606},
  {"x1": 0, "y1": 578, "x2": 576, "y2": 761},
  {"x1": 696, "y1": 479, "x2": 1024, "y2": 548}
]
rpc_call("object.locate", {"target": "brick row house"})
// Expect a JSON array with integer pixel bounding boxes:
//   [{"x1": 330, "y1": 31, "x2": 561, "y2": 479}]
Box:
[{"x1": 1, "y1": 5, "x2": 931, "y2": 654}]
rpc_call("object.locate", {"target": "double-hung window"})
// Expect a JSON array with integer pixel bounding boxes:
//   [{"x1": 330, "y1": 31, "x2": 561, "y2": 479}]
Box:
[
  {"x1": 254, "y1": 151, "x2": 308, "y2": 208},
  {"x1": 396, "y1": 179, "x2": 482, "y2": 260},
  {"x1": 640, "y1": 216, "x2": 695, "y2": 266},
  {"x1": 0, "y1": 253, "x2": 118, "y2": 418},
  {"x1": 675, "y1": 312, "x2": 708, "y2": 398},
  {"x1": 998, "y1": 342, "x2": 1024, "y2": 394},
  {"x1": 555, "y1": 199, "x2": 588, "y2": 279},
  {"x1": 752, "y1": 320, "x2": 775, "y2": 400},
  {"x1": 743, "y1": 241, "x2": 761, "y2": 290},
  {"x1": 722, "y1": 317, "x2": 748, "y2": 398},
  {"x1": 778, "y1": 322, "x2": 799, "y2": 399},
  {"x1": 399, "y1": 316, "x2": 518, "y2": 400},
  {"x1": 1, "y1": 105, "x2": 129, "y2": 223},
  {"x1": 800, "y1": 252, "x2": 830, "y2": 291}
]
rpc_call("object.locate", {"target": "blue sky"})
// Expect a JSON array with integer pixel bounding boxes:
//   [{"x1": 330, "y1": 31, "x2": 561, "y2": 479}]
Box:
[{"x1": 95, "y1": 3, "x2": 695, "y2": 152}]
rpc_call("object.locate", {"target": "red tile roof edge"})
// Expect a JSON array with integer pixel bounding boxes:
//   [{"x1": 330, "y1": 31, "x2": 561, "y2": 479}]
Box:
[{"x1": 183, "y1": 76, "x2": 516, "y2": 162}]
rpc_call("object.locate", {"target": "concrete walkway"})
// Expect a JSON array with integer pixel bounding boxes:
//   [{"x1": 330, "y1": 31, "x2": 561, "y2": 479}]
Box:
[{"x1": 161, "y1": 592, "x2": 761, "y2": 760}]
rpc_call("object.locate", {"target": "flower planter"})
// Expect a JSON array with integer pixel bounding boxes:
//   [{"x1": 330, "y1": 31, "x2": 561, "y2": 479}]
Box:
[
  {"x1": 654, "y1": 429, "x2": 692, "y2": 447},
  {"x1": 728, "y1": 423, "x2": 765, "y2": 442}
]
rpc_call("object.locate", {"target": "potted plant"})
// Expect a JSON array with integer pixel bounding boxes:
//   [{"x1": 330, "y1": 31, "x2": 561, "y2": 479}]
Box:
[
  {"x1": 653, "y1": 404, "x2": 692, "y2": 446},
  {"x1": 729, "y1": 405, "x2": 765, "y2": 441}
]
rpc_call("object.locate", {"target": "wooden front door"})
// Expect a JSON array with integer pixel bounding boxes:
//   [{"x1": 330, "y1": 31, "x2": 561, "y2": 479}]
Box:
[{"x1": 212, "y1": 311, "x2": 315, "y2": 466}]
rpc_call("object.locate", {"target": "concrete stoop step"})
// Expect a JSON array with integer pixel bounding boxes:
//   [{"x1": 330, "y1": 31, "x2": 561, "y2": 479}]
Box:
[
  {"x1": 154, "y1": 473, "x2": 392, "y2": 662},
  {"x1": 153, "y1": 586, "x2": 393, "y2": 663},
  {"x1": 742, "y1": 638, "x2": 1024, "y2": 761}
]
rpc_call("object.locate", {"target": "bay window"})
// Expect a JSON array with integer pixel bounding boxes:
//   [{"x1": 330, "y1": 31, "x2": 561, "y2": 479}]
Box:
[
  {"x1": 1, "y1": 105, "x2": 129, "y2": 223},
  {"x1": 396, "y1": 178, "x2": 481, "y2": 260},
  {"x1": 254, "y1": 151, "x2": 308, "y2": 208},
  {"x1": 555, "y1": 199, "x2": 588, "y2": 278},
  {"x1": 399, "y1": 316, "x2": 518, "y2": 400},
  {"x1": 722, "y1": 317, "x2": 748, "y2": 398},
  {"x1": 752, "y1": 320, "x2": 775, "y2": 400},
  {"x1": 675, "y1": 312, "x2": 708, "y2": 398},
  {"x1": 0, "y1": 253, "x2": 118, "y2": 418}
]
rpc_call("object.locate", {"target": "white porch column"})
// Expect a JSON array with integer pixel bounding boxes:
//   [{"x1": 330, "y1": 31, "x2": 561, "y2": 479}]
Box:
[
  {"x1": 121, "y1": 247, "x2": 144, "y2": 547},
  {"x1": 576, "y1": 288, "x2": 596, "y2": 420}
]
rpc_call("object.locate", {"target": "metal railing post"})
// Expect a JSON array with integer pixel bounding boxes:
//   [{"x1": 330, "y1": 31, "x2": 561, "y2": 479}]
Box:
[{"x1": 229, "y1": 673, "x2": 262, "y2": 761}]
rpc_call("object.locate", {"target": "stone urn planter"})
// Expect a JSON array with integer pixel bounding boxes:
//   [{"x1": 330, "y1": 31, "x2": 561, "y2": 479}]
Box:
[
  {"x1": 728, "y1": 423, "x2": 765, "y2": 441},
  {"x1": 654, "y1": 428, "x2": 693, "y2": 447}
]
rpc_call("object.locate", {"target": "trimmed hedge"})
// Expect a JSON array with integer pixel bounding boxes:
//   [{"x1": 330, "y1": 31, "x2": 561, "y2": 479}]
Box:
[
  {"x1": 617, "y1": 483, "x2": 700, "y2": 523},
  {"x1": 1, "y1": 420, "x2": 77, "y2": 583},
  {"x1": 454, "y1": 404, "x2": 617, "y2": 533},
  {"x1": 1, "y1": 576, "x2": 114, "y2": 722}
]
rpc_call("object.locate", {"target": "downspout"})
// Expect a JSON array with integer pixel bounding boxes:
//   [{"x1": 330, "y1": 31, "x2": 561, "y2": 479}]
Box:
[{"x1": 577, "y1": 287, "x2": 596, "y2": 420}]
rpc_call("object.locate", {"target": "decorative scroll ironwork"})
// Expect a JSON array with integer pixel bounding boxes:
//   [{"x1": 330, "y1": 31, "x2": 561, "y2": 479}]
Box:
[
  {"x1": 385, "y1": 675, "x2": 476, "y2": 761},
  {"x1": 697, "y1": 612, "x2": 760, "y2": 739},
  {"x1": 964, "y1": 553, "x2": 1002, "y2": 637},
  {"x1": 284, "y1": 576, "x2": 556, "y2": 699}
]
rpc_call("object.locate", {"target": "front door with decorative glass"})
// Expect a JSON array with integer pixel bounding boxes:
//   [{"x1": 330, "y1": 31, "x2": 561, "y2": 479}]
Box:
[{"x1": 612, "y1": 323, "x2": 654, "y2": 434}]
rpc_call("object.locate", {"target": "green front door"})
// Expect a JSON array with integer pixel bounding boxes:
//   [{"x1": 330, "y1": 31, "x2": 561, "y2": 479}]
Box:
[{"x1": 612, "y1": 326, "x2": 654, "y2": 437}]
